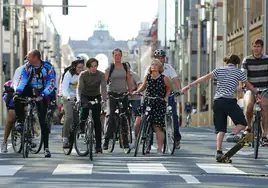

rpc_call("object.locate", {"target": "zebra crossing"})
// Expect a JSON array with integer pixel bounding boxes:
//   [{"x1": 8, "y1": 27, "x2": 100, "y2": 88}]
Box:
[{"x1": 0, "y1": 161, "x2": 267, "y2": 183}]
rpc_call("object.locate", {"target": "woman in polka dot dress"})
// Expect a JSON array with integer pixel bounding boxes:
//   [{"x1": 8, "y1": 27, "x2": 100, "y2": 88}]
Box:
[{"x1": 134, "y1": 59, "x2": 172, "y2": 154}]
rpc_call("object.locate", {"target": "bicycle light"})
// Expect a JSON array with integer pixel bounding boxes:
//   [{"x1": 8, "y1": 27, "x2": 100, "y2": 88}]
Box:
[
  {"x1": 255, "y1": 103, "x2": 261, "y2": 111},
  {"x1": 145, "y1": 106, "x2": 151, "y2": 111},
  {"x1": 167, "y1": 106, "x2": 172, "y2": 111}
]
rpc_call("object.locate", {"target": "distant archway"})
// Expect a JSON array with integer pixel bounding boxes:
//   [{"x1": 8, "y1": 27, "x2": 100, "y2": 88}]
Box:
[{"x1": 95, "y1": 53, "x2": 109, "y2": 73}]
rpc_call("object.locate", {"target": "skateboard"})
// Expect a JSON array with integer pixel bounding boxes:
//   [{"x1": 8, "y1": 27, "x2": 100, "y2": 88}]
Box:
[{"x1": 217, "y1": 133, "x2": 254, "y2": 163}]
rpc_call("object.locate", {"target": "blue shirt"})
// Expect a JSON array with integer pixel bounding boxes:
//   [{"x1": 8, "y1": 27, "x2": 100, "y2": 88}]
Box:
[{"x1": 15, "y1": 61, "x2": 56, "y2": 97}]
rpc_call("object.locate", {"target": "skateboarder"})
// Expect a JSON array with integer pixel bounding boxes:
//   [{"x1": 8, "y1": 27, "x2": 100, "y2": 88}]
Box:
[{"x1": 181, "y1": 54, "x2": 260, "y2": 161}]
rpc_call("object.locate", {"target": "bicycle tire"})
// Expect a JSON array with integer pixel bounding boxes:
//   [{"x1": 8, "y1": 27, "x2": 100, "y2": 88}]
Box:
[
  {"x1": 119, "y1": 115, "x2": 131, "y2": 154},
  {"x1": 74, "y1": 124, "x2": 89, "y2": 156},
  {"x1": 88, "y1": 121, "x2": 94, "y2": 161},
  {"x1": 22, "y1": 116, "x2": 31, "y2": 158},
  {"x1": 30, "y1": 118, "x2": 43, "y2": 154},
  {"x1": 253, "y1": 114, "x2": 261, "y2": 159},
  {"x1": 165, "y1": 114, "x2": 175, "y2": 155},
  {"x1": 108, "y1": 115, "x2": 118, "y2": 153},
  {"x1": 134, "y1": 117, "x2": 146, "y2": 157},
  {"x1": 11, "y1": 128, "x2": 22, "y2": 153},
  {"x1": 63, "y1": 126, "x2": 74, "y2": 155},
  {"x1": 142, "y1": 122, "x2": 152, "y2": 155}
]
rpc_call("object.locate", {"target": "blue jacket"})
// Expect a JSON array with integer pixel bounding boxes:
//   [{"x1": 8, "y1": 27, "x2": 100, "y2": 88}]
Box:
[{"x1": 15, "y1": 61, "x2": 56, "y2": 97}]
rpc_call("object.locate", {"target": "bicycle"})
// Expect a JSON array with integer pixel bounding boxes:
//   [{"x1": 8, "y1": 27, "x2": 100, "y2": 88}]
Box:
[
  {"x1": 163, "y1": 91, "x2": 181, "y2": 155},
  {"x1": 107, "y1": 92, "x2": 132, "y2": 154},
  {"x1": 62, "y1": 98, "x2": 80, "y2": 155},
  {"x1": 11, "y1": 105, "x2": 42, "y2": 154},
  {"x1": 46, "y1": 100, "x2": 57, "y2": 133},
  {"x1": 185, "y1": 113, "x2": 192, "y2": 127},
  {"x1": 134, "y1": 94, "x2": 165, "y2": 157},
  {"x1": 75, "y1": 99, "x2": 99, "y2": 161},
  {"x1": 252, "y1": 88, "x2": 267, "y2": 159},
  {"x1": 17, "y1": 97, "x2": 43, "y2": 158}
]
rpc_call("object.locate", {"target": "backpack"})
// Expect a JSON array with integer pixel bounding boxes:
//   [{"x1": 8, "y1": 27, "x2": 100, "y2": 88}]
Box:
[
  {"x1": 61, "y1": 66, "x2": 72, "y2": 82},
  {"x1": 2, "y1": 80, "x2": 14, "y2": 105},
  {"x1": 107, "y1": 62, "x2": 128, "y2": 84}
]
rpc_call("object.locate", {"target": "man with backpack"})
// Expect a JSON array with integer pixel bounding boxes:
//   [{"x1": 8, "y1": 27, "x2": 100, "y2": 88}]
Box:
[{"x1": 103, "y1": 48, "x2": 132, "y2": 150}]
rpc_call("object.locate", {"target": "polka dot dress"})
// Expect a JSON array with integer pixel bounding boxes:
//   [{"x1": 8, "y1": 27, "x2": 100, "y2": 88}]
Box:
[{"x1": 140, "y1": 74, "x2": 166, "y2": 128}]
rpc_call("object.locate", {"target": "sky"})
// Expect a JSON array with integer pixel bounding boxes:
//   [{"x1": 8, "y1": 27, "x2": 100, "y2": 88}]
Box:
[{"x1": 43, "y1": 0, "x2": 158, "y2": 44}]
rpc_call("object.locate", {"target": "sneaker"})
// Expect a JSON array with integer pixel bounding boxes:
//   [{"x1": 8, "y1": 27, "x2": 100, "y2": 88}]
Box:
[
  {"x1": 215, "y1": 151, "x2": 223, "y2": 161},
  {"x1": 261, "y1": 137, "x2": 268, "y2": 147},
  {"x1": 226, "y1": 133, "x2": 240, "y2": 143},
  {"x1": 176, "y1": 141, "x2": 181, "y2": 149},
  {"x1": 44, "y1": 148, "x2": 51, "y2": 158},
  {"x1": 1, "y1": 142, "x2": 8, "y2": 153},
  {"x1": 103, "y1": 139, "x2": 109, "y2": 150},
  {"x1": 62, "y1": 137, "x2": 69, "y2": 148}
]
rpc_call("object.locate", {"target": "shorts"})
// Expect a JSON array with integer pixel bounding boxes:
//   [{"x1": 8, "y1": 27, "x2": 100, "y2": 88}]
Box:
[{"x1": 213, "y1": 97, "x2": 247, "y2": 133}]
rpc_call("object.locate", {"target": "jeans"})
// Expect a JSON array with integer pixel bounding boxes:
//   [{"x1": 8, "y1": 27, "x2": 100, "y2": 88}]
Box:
[{"x1": 168, "y1": 93, "x2": 181, "y2": 141}]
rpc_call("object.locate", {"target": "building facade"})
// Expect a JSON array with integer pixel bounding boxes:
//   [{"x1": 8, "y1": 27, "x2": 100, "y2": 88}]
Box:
[
  {"x1": 227, "y1": 0, "x2": 263, "y2": 56},
  {"x1": 68, "y1": 21, "x2": 129, "y2": 71}
]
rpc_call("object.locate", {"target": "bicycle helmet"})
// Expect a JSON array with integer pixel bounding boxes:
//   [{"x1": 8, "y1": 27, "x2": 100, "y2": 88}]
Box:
[
  {"x1": 72, "y1": 56, "x2": 84, "y2": 64},
  {"x1": 154, "y1": 49, "x2": 166, "y2": 57}
]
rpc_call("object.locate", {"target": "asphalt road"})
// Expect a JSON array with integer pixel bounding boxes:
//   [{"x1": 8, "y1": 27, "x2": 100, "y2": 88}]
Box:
[{"x1": 0, "y1": 125, "x2": 268, "y2": 188}]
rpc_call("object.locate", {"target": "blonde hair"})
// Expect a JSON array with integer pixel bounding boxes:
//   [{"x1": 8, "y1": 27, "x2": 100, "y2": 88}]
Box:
[{"x1": 148, "y1": 59, "x2": 164, "y2": 74}]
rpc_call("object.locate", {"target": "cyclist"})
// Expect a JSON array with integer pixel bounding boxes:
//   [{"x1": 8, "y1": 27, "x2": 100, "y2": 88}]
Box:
[
  {"x1": 125, "y1": 62, "x2": 142, "y2": 118},
  {"x1": 13, "y1": 49, "x2": 56, "y2": 158},
  {"x1": 184, "y1": 101, "x2": 192, "y2": 125},
  {"x1": 153, "y1": 49, "x2": 182, "y2": 149},
  {"x1": 182, "y1": 54, "x2": 259, "y2": 161},
  {"x1": 241, "y1": 38, "x2": 268, "y2": 146},
  {"x1": 133, "y1": 59, "x2": 172, "y2": 154},
  {"x1": 1, "y1": 61, "x2": 26, "y2": 152},
  {"x1": 103, "y1": 48, "x2": 132, "y2": 150},
  {"x1": 77, "y1": 58, "x2": 107, "y2": 154},
  {"x1": 61, "y1": 56, "x2": 85, "y2": 148}
]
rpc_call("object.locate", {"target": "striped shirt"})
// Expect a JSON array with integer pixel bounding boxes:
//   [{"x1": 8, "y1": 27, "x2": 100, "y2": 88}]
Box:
[
  {"x1": 212, "y1": 64, "x2": 247, "y2": 99},
  {"x1": 241, "y1": 55, "x2": 268, "y2": 88}
]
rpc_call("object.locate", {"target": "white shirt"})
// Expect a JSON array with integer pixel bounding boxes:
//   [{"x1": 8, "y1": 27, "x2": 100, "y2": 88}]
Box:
[
  {"x1": 62, "y1": 71, "x2": 79, "y2": 98},
  {"x1": 12, "y1": 66, "x2": 24, "y2": 90},
  {"x1": 162, "y1": 63, "x2": 178, "y2": 80},
  {"x1": 146, "y1": 63, "x2": 178, "y2": 80}
]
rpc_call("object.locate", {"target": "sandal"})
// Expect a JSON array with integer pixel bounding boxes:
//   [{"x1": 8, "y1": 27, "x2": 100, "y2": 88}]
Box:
[{"x1": 261, "y1": 137, "x2": 268, "y2": 147}]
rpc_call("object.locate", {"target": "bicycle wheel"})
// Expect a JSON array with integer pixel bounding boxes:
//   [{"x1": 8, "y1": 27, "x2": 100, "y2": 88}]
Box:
[
  {"x1": 253, "y1": 114, "x2": 261, "y2": 159},
  {"x1": 87, "y1": 121, "x2": 94, "y2": 161},
  {"x1": 142, "y1": 123, "x2": 152, "y2": 155},
  {"x1": 74, "y1": 124, "x2": 89, "y2": 156},
  {"x1": 22, "y1": 116, "x2": 31, "y2": 158},
  {"x1": 63, "y1": 126, "x2": 74, "y2": 155},
  {"x1": 164, "y1": 114, "x2": 175, "y2": 155},
  {"x1": 108, "y1": 115, "x2": 118, "y2": 153},
  {"x1": 11, "y1": 127, "x2": 22, "y2": 153},
  {"x1": 30, "y1": 117, "x2": 43, "y2": 154},
  {"x1": 134, "y1": 117, "x2": 146, "y2": 157},
  {"x1": 119, "y1": 115, "x2": 132, "y2": 154}
]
